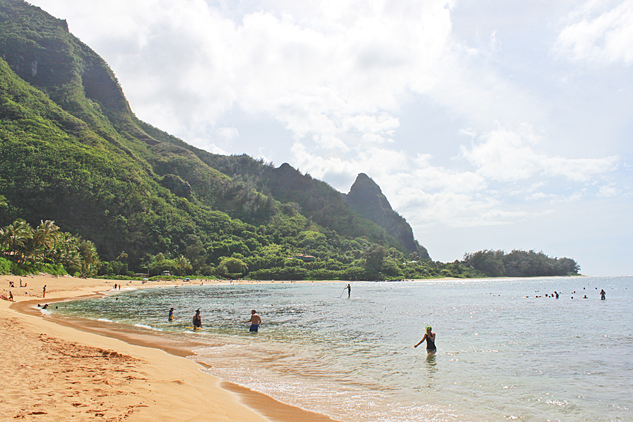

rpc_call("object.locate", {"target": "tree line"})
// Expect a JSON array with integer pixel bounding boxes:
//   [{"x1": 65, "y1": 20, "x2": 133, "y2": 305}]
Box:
[
  {"x1": 462, "y1": 249, "x2": 580, "y2": 277},
  {"x1": 0, "y1": 216, "x2": 580, "y2": 281},
  {"x1": 0, "y1": 216, "x2": 98, "y2": 276}
]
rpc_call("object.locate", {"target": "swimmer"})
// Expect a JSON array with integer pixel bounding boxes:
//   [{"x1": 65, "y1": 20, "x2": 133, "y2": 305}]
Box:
[
  {"x1": 168, "y1": 307, "x2": 175, "y2": 322},
  {"x1": 244, "y1": 310, "x2": 261, "y2": 332},
  {"x1": 414, "y1": 325, "x2": 437, "y2": 355},
  {"x1": 193, "y1": 309, "x2": 202, "y2": 329},
  {"x1": 600, "y1": 289, "x2": 606, "y2": 300}
]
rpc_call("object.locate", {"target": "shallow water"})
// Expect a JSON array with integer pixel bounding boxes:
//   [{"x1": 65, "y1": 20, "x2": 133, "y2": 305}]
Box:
[{"x1": 55, "y1": 276, "x2": 632, "y2": 421}]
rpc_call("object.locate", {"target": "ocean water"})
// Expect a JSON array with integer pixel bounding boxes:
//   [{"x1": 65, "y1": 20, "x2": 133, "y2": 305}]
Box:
[{"x1": 54, "y1": 276, "x2": 632, "y2": 422}]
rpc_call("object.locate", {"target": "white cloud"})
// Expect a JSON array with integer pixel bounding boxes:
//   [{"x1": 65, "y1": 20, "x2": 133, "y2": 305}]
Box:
[
  {"x1": 598, "y1": 184, "x2": 620, "y2": 197},
  {"x1": 555, "y1": 0, "x2": 633, "y2": 65},
  {"x1": 461, "y1": 125, "x2": 619, "y2": 183},
  {"x1": 460, "y1": 125, "x2": 542, "y2": 182},
  {"x1": 290, "y1": 123, "x2": 619, "y2": 231},
  {"x1": 216, "y1": 127, "x2": 239, "y2": 142},
  {"x1": 35, "y1": 0, "x2": 456, "y2": 151}
]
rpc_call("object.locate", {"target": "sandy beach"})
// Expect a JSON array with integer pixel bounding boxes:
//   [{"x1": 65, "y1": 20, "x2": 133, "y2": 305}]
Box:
[{"x1": 0, "y1": 275, "x2": 338, "y2": 421}]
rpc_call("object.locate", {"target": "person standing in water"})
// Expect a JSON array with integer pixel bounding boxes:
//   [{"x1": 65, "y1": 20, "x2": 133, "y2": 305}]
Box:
[
  {"x1": 414, "y1": 326, "x2": 437, "y2": 355},
  {"x1": 600, "y1": 289, "x2": 606, "y2": 300},
  {"x1": 244, "y1": 310, "x2": 261, "y2": 332},
  {"x1": 168, "y1": 307, "x2": 175, "y2": 322},
  {"x1": 346, "y1": 283, "x2": 351, "y2": 298},
  {"x1": 193, "y1": 309, "x2": 202, "y2": 329}
]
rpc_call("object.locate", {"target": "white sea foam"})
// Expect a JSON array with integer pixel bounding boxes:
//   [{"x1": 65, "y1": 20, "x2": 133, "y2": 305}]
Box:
[{"x1": 133, "y1": 324, "x2": 161, "y2": 331}]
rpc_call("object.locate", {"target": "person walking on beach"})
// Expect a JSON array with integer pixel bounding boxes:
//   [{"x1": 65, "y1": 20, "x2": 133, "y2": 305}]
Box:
[
  {"x1": 346, "y1": 283, "x2": 351, "y2": 298},
  {"x1": 414, "y1": 326, "x2": 437, "y2": 355},
  {"x1": 193, "y1": 309, "x2": 202, "y2": 329},
  {"x1": 42, "y1": 285, "x2": 46, "y2": 298},
  {"x1": 168, "y1": 307, "x2": 175, "y2": 322},
  {"x1": 600, "y1": 289, "x2": 606, "y2": 300},
  {"x1": 244, "y1": 310, "x2": 261, "y2": 332}
]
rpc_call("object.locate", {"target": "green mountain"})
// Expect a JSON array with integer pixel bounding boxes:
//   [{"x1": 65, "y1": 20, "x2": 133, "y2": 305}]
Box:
[
  {"x1": 0, "y1": 0, "x2": 434, "y2": 279},
  {"x1": 345, "y1": 173, "x2": 430, "y2": 259}
]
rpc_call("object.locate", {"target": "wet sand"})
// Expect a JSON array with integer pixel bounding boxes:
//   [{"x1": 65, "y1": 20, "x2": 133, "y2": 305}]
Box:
[{"x1": 0, "y1": 274, "x2": 338, "y2": 421}]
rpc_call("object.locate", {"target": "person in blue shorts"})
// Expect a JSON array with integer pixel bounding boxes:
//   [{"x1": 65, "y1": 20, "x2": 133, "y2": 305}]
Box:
[
  {"x1": 244, "y1": 310, "x2": 261, "y2": 332},
  {"x1": 414, "y1": 325, "x2": 436, "y2": 355}
]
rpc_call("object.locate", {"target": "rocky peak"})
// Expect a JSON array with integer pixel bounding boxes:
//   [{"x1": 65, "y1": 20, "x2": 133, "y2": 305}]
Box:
[{"x1": 345, "y1": 173, "x2": 430, "y2": 259}]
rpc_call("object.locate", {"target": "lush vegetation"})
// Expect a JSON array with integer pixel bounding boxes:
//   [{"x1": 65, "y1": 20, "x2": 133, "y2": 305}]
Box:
[
  {"x1": 0, "y1": 0, "x2": 416, "y2": 266},
  {"x1": 0, "y1": 0, "x2": 581, "y2": 281},
  {"x1": 463, "y1": 249, "x2": 580, "y2": 277},
  {"x1": 0, "y1": 213, "x2": 580, "y2": 280},
  {"x1": 0, "y1": 218, "x2": 97, "y2": 276}
]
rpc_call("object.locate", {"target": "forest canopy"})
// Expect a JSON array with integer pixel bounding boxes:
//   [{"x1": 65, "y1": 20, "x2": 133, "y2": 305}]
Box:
[{"x1": 1, "y1": 217, "x2": 580, "y2": 280}]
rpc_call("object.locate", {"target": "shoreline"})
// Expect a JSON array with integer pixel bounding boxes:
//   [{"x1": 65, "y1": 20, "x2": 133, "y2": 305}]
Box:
[{"x1": 1, "y1": 274, "x2": 339, "y2": 422}]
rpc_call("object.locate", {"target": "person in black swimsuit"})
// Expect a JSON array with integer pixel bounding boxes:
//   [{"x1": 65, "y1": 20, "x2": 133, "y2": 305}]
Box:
[
  {"x1": 414, "y1": 326, "x2": 436, "y2": 355},
  {"x1": 193, "y1": 309, "x2": 202, "y2": 329}
]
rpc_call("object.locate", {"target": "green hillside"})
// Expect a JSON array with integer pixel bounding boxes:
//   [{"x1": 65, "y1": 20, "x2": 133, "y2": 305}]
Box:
[
  {"x1": 0, "y1": 0, "x2": 441, "y2": 279},
  {"x1": 0, "y1": 0, "x2": 579, "y2": 280}
]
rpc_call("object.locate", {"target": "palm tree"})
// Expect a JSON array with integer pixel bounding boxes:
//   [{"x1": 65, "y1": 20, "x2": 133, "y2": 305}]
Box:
[
  {"x1": 32, "y1": 220, "x2": 61, "y2": 263},
  {"x1": 78, "y1": 240, "x2": 99, "y2": 276},
  {"x1": 0, "y1": 219, "x2": 33, "y2": 263},
  {"x1": 175, "y1": 255, "x2": 192, "y2": 276},
  {"x1": 51, "y1": 232, "x2": 81, "y2": 272}
]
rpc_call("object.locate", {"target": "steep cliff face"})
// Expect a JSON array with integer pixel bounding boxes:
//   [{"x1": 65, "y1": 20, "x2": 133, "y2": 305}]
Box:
[
  {"x1": 0, "y1": 0, "x2": 432, "y2": 270},
  {"x1": 345, "y1": 173, "x2": 430, "y2": 259},
  {"x1": 0, "y1": 1, "x2": 131, "y2": 116}
]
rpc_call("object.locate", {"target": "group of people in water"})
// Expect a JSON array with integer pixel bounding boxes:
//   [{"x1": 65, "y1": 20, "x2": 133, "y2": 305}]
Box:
[
  {"x1": 531, "y1": 287, "x2": 607, "y2": 300},
  {"x1": 412, "y1": 287, "x2": 608, "y2": 356},
  {"x1": 143, "y1": 282, "x2": 612, "y2": 359},
  {"x1": 168, "y1": 308, "x2": 262, "y2": 333}
]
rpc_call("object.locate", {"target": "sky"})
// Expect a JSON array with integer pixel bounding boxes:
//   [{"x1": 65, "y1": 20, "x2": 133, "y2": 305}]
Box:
[{"x1": 29, "y1": 0, "x2": 633, "y2": 276}]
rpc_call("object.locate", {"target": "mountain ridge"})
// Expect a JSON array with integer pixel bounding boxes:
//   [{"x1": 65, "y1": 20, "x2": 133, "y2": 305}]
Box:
[
  {"x1": 0, "y1": 0, "x2": 441, "y2": 280},
  {"x1": 345, "y1": 173, "x2": 430, "y2": 259}
]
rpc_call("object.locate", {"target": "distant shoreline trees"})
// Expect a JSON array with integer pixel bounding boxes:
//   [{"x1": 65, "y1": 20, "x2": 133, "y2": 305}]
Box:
[{"x1": 462, "y1": 249, "x2": 580, "y2": 277}]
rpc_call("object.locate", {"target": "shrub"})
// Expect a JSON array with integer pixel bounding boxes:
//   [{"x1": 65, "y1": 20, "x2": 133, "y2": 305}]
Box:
[{"x1": 0, "y1": 257, "x2": 11, "y2": 275}]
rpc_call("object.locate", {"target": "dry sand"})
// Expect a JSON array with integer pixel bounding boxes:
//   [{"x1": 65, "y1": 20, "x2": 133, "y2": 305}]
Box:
[{"x1": 0, "y1": 274, "x2": 338, "y2": 422}]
